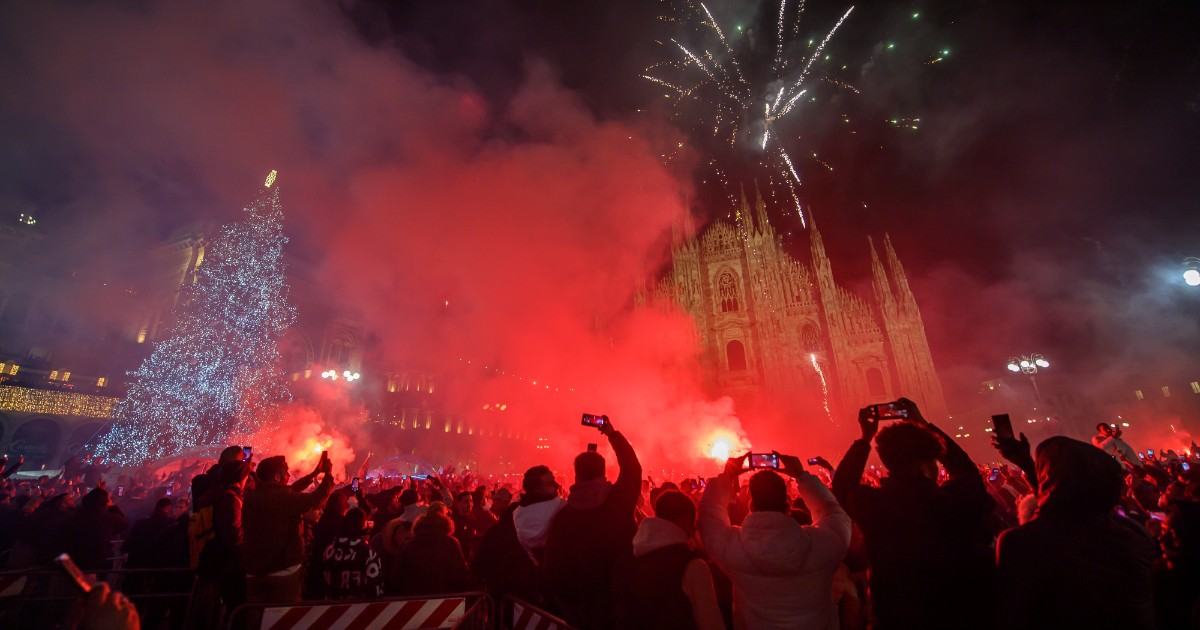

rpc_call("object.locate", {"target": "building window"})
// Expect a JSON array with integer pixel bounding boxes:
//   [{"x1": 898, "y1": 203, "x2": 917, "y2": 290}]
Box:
[
  {"x1": 801, "y1": 324, "x2": 821, "y2": 352},
  {"x1": 7, "y1": 364, "x2": 16, "y2": 375},
  {"x1": 1162, "y1": 386, "x2": 1171, "y2": 398},
  {"x1": 718, "y1": 272, "x2": 739, "y2": 313},
  {"x1": 1191, "y1": 382, "x2": 1200, "y2": 394},
  {"x1": 49, "y1": 371, "x2": 59, "y2": 381},
  {"x1": 61, "y1": 371, "x2": 70, "y2": 382},
  {"x1": 1134, "y1": 390, "x2": 1143, "y2": 400},
  {"x1": 97, "y1": 377, "x2": 107, "y2": 387},
  {"x1": 726, "y1": 340, "x2": 747, "y2": 371},
  {"x1": 865, "y1": 368, "x2": 887, "y2": 398}
]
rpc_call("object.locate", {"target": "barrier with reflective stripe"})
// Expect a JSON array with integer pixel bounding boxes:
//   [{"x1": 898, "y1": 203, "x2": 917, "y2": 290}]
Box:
[
  {"x1": 229, "y1": 592, "x2": 491, "y2": 630},
  {"x1": 501, "y1": 596, "x2": 576, "y2": 630}
]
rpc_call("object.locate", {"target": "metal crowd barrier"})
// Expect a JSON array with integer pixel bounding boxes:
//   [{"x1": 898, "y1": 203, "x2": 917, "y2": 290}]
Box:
[
  {"x1": 227, "y1": 591, "x2": 492, "y2": 630},
  {"x1": 498, "y1": 596, "x2": 576, "y2": 630},
  {"x1": 0, "y1": 565, "x2": 196, "y2": 628}
]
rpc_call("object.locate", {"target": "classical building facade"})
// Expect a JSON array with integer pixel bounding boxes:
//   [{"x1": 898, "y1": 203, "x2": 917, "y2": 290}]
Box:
[{"x1": 650, "y1": 190, "x2": 948, "y2": 422}]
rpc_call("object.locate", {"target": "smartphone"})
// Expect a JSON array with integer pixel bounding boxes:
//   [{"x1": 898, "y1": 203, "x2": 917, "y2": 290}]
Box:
[
  {"x1": 117, "y1": 485, "x2": 125, "y2": 497},
  {"x1": 581, "y1": 413, "x2": 608, "y2": 428},
  {"x1": 242, "y1": 446, "x2": 253, "y2": 462},
  {"x1": 991, "y1": 414, "x2": 1014, "y2": 440},
  {"x1": 351, "y1": 477, "x2": 360, "y2": 492},
  {"x1": 587, "y1": 443, "x2": 598, "y2": 453},
  {"x1": 1183, "y1": 462, "x2": 1191, "y2": 471},
  {"x1": 872, "y1": 402, "x2": 908, "y2": 420},
  {"x1": 165, "y1": 487, "x2": 173, "y2": 497},
  {"x1": 1147, "y1": 449, "x2": 1155, "y2": 457},
  {"x1": 988, "y1": 468, "x2": 1001, "y2": 482},
  {"x1": 748, "y1": 453, "x2": 780, "y2": 469},
  {"x1": 1138, "y1": 452, "x2": 1146, "y2": 460},
  {"x1": 807, "y1": 457, "x2": 821, "y2": 465},
  {"x1": 56, "y1": 553, "x2": 93, "y2": 594}
]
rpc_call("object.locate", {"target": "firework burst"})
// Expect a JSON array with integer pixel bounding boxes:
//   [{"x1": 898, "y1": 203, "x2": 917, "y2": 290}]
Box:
[{"x1": 646, "y1": 0, "x2": 858, "y2": 226}]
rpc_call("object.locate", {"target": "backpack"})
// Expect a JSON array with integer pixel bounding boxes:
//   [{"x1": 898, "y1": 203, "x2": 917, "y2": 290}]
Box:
[{"x1": 188, "y1": 504, "x2": 215, "y2": 570}]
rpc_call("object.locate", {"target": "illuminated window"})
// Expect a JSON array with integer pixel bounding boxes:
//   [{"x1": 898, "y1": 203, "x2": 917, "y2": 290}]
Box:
[
  {"x1": 1162, "y1": 386, "x2": 1171, "y2": 398},
  {"x1": 97, "y1": 377, "x2": 107, "y2": 387},
  {"x1": 1191, "y1": 382, "x2": 1200, "y2": 394},
  {"x1": 7, "y1": 364, "x2": 16, "y2": 375},
  {"x1": 61, "y1": 372, "x2": 70, "y2": 382},
  {"x1": 137, "y1": 329, "x2": 148, "y2": 344},
  {"x1": 1134, "y1": 390, "x2": 1143, "y2": 400},
  {"x1": 49, "y1": 370, "x2": 59, "y2": 381}
]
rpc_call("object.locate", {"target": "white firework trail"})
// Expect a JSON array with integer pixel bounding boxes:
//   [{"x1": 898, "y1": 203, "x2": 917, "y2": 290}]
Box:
[
  {"x1": 810, "y1": 352, "x2": 833, "y2": 423},
  {"x1": 645, "y1": 0, "x2": 858, "y2": 224}
]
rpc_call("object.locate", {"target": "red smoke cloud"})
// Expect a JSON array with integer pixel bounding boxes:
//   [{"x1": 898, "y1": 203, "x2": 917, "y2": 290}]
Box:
[{"x1": 0, "y1": 2, "x2": 752, "y2": 474}]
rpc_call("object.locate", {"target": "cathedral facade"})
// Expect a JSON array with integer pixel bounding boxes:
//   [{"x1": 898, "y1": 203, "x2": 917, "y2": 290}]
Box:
[{"x1": 651, "y1": 191, "x2": 948, "y2": 422}]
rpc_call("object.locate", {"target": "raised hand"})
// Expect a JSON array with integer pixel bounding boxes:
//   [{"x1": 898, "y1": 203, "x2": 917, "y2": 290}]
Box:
[
  {"x1": 858, "y1": 407, "x2": 880, "y2": 441},
  {"x1": 724, "y1": 452, "x2": 750, "y2": 478}
]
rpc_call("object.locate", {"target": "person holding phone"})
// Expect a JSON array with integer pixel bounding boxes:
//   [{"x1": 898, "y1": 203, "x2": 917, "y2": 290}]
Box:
[
  {"x1": 698, "y1": 450, "x2": 851, "y2": 629},
  {"x1": 243, "y1": 453, "x2": 335, "y2": 604},
  {"x1": 542, "y1": 415, "x2": 642, "y2": 629},
  {"x1": 830, "y1": 397, "x2": 995, "y2": 630}
]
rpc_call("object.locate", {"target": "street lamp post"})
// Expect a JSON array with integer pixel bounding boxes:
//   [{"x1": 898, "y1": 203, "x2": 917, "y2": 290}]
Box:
[
  {"x1": 1007, "y1": 353, "x2": 1050, "y2": 403},
  {"x1": 1184, "y1": 257, "x2": 1200, "y2": 286}
]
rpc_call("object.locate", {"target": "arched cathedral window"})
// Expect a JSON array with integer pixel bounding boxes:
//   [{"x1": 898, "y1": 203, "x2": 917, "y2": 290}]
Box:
[
  {"x1": 718, "y1": 272, "x2": 739, "y2": 313},
  {"x1": 866, "y1": 367, "x2": 887, "y2": 398},
  {"x1": 726, "y1": 340, "x2": 747, "y2": 371},
  {"x1": 801, "y1": 324, "x2": 822, "y2": 353}
]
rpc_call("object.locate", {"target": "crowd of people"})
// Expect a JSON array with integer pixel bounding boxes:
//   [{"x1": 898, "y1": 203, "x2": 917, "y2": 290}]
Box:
[{"x1": 0, "y1": 402, "x2": 1198, "y2": 629}]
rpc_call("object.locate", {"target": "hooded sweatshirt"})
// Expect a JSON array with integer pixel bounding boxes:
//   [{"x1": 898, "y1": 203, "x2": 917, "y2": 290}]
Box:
[
  {"x1": 513, "y1": 496, "x2": 566, "y2": 560},
  {"x1": 699, "y1": 471, "x2": 851, "y2": 630},
  {"x1": 996, "y1": 436, "x2": 1157, "y2": 630}
]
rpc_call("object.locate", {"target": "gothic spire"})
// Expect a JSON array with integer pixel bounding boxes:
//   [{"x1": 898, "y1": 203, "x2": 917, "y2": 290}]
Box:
[
  {"x1": 883, "y1": 233, "x2": 915, "y2": 304},
  {"x1": 809, "y1": 210, "x2": 827, "y2": 264},
  {"x1": 869, "y1": 236, "x2": 895, "y2": 307},
  {"x1": 736, "y1": 184, "x2": 754, "y2": 233},
  {"x1": 753, "y1": 180, "x2": 770, "y2": 233}
]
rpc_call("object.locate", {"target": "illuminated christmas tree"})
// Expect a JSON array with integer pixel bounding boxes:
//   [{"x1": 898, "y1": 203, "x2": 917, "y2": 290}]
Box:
[{"x1": 99, "y1": 173, "x2": 296, "y2": 465}]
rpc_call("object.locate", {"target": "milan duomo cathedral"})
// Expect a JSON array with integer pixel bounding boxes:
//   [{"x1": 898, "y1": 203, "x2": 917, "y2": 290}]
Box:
[{"x1": 647, "y1": 189, "x2": 948, "y2": 423}]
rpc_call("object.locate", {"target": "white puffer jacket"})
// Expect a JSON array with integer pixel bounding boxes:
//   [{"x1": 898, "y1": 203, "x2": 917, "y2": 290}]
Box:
[{"x1": 699, "y1": 472, "x2": 851, "y2": 630}]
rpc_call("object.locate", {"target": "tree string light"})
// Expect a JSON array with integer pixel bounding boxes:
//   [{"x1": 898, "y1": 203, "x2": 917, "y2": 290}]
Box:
[{"x1": 97, "y1": 179, "x2": 296, "y2": 465}]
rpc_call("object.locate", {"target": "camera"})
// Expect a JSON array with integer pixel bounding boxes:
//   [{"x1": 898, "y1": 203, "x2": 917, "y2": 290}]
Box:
[
  {"x1": 807, "y1": 457, "x2": 821, "y2": 466},
  {"x1": 748, "y1": 453, "x2": 780, "y2": 469},
  {"x1": 581, "y1": 413, "x2": 608, "y2": 428},
  {"x1": 242, "y1": 446, "x2": 253, "y2": 462},
  {"x1": 351, "y1": 477, "x2": 360, "y2": 492},
  {"x1": 871, "y1": 402, "x2": 908, "y2": 420}
]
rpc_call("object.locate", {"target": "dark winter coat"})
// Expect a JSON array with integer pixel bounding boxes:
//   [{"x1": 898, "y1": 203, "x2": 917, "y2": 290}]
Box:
[
  {"x1": 122, "y1": 511, "x2": 176, "y2": 569},
  {"x1": 832, "y1": 425, "x2": 996, "y2": 630},
  {"x1": 542, "y1": 431, "x2": 642, "y2": 629},
  {"x1": 996, "y1": 437, "x2": 1157, "y2": 630},
  {"x1": 471, "y1": 502, "x2": 542, "y2": 603},
  {"x1": 389, "y1": 513, "x2": 470, "y2": 595},
  {"x1": 66, "y1": 500, "x2": 129, "y2": 572},
  {"x1": 242, "y1": 476, "x2": 332, "y2": 575}
]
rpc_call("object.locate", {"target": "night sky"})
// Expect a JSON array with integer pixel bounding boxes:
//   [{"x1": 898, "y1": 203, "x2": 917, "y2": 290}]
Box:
[{"x1": 2, "y1": 0, "x2": 1198, "y2": 443}]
